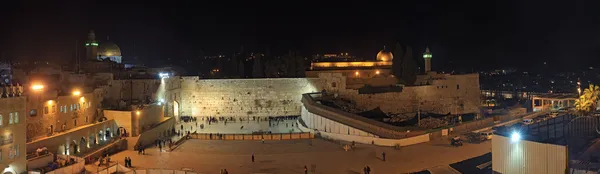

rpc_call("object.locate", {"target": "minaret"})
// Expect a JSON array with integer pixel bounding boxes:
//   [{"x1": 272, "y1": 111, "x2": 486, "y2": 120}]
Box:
[
  {"x1": 423, "y1": 46, "x2": 432, "y2": 73},
  {"x1": 85, "y1": 30, "x2": 98, "y2": 61}
]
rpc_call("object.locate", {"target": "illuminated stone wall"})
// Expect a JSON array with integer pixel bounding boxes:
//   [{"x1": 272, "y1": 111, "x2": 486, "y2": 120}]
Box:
[
  {"x1": 319, "y1": 73, "x2": 481, "y2": 115},
  {"x1": 167, "y1": 77, "x2": 323, "y2": 117},
  {"x1": 164, "y1": 72, "x2": 480, "y2": 118},
  {"x1": 26, "y1": 88, "x2": 105, "y2": 142}
]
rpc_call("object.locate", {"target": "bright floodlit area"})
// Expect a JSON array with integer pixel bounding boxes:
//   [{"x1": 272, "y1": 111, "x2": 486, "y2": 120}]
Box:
[{"x1": 87, "y1": 137, "x2": 490, "y2": 174}]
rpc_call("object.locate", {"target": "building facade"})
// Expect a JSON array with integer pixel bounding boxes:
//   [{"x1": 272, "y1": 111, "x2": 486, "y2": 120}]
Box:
[{"x1": 0, "y1": 96, "x2": 27, "y2": 174}]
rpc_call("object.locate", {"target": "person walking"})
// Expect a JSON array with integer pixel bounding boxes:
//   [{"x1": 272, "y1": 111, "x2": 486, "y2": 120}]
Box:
[
  {"x1": 304, "y1": 165, "x2": 308, "y2": 174},
  {"x1": 251, "y1": 153, "x2": 255, "y2": 162},
  {"x1": 363, "y1": 166, "x2": 368, "y2": 174},
  {"x1": 382, "y1": 152, "x2": 386, "y2": 161},
  {"x1": 124, "y1": 157, "x2": 128, "y2": 167},
  {"x1": 366, "y1": 166, "x2": 371, "y2": 174}
]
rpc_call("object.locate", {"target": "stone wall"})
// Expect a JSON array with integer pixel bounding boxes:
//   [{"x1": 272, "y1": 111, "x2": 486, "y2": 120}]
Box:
[
  {"x1": 319, "y1": 72, "x2": 481, "y2": 115},
  {"x1": 167, "y1": 77, "x2": 323, "y2": 117},
  {"x1": 26, "y1": 89, "x2": 104, "y2": 141},
  {"x1": 105, "y1": 79, "x2": 161, "y2": 106}
]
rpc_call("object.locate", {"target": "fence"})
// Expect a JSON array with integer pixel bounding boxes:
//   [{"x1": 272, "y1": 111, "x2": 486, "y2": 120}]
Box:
[
  {"x1": 193, "y1": 132, "x2": 314, "y2": 140},
  {"x1": 28, "y1": 155, "x2": 85, "y2": 174},
  {"x1": 95, "y1": 164, "x2": 197, "y2": 174}
]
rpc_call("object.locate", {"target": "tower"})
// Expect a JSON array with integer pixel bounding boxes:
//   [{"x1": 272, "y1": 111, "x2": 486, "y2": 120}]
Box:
[
  {"x1": 85, "y1": 30, "x2": 98, "y2": 61},
  {"x1": 423, "y1": 46, "x2": 432, "y2": 73}
]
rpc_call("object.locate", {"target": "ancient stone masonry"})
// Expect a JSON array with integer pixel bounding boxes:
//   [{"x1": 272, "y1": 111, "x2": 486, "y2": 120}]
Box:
[
  {"x1": 164, "y1": 72, "x2": 479, "y2": 118},
  {"x1": 170, "y1": 78, "x2": 323, "y2": 117},
  {"x1": 319, "y1": 73, "x2": 481, "y2": 115}
]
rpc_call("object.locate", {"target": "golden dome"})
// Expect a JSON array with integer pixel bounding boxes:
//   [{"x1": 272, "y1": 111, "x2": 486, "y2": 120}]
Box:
[
  {"x1": 376, "y1": 50, "x2": 393, "y2": 62},
  {"x1": 97, "y1": 42, "x2": 121, "y2": 57}
]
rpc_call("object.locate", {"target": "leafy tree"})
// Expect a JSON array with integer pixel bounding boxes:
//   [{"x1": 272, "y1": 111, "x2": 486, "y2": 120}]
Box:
[
  {"x1": 400, "y1": 45, "x2": 417, "y2": 85},
  {"x1": 575, "y1": 84, "x2": 600, "y2": 114},
  {"x1": 392, "y1": 43, "x2": 404, "y2": 79},
  {"x1": 252, "y1": 54, "x2": 264, "y2": 78}
]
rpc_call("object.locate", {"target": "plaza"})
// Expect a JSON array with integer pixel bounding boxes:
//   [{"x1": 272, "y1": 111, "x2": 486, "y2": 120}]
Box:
[{"x1": 87, "y1": 137, "x2": 490, "y2": 174}]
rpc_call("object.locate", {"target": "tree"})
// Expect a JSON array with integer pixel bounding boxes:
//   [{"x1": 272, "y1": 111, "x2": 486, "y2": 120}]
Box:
[
  {"x1": 400, "y1": 45, "x2": 417, "y2": 85},
  {"x1": 575, "y1": 84, "x2": 600, "y2": 114},
  {"x1": 392, "y1": 43, "x2": 404, "y2": 79},
  {"x1": 252, "y1": 54, "x2": 264, "y2": 78}
]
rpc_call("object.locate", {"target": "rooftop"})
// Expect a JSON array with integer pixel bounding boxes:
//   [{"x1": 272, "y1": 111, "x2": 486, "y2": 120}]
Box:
[{"x1": 532, "y1": 93, "x2": 578, "y2": 100}]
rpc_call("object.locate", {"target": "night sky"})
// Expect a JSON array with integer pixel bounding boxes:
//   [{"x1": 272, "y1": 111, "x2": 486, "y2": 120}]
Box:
[{"x1": 1, "y1": 0, "x2": 600, "y2": 71}]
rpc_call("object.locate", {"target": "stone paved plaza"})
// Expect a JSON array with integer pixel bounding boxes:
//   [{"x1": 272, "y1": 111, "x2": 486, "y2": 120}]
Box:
[{"x1": 89, "y1": 137, "x2": 491, "y2": 174}]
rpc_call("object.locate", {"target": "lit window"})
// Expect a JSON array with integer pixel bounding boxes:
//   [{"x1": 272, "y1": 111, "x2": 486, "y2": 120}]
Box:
[
  {"x1": 8, "y1": 146, "x2": 13, "y2": 159},
  {"x1": 8, "y1": 114, "x2": 13, "y2": 124},
  {"x1": 77, "y1": 103, "x2": 80, "y2": 110},
  {"x1": 0, "y1": 115, "x2": 3, "y2": 127},
  {"x1": 14, "y1": 113, "x2": 18, "y2": 124},
  {"x1": 60, "y1": 106, "x2": 63, "y2": 113},
  {"x1": 14, "y1": 144, "x2": 18, "y2": 157}
]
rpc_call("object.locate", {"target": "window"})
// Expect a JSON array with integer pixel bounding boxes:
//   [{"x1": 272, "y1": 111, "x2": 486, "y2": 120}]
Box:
[
  {"x1": 88, "y1": 102, "x2": 91, "y2": 108},
  {"x1": 44, "y1": 106, "x2": 49, "y2": 114},
  {"x1": 70, "y1": 104, "x2": 73, "y2": 111},
  {"x1": 14, "y1": 112, "x2": 18, "y2": 124},
  {"x1": 9, "y1": 114, "x2": 13, "y2": 125},
  {"x1": 60, "y1": 106, "x2": 63, "y2": 113},
  {"x1": 14, "y1": 144, "x2": 18, "y2": 157},
  {"x1": 8, "y1": 146, "x2": 13, "y2": 159},
  {"x1": 0, "y1": 115, "x2": 3, "y2": 127},
  {"x1": 77, "y1": 103, "x2": 80, "y2": 110}
]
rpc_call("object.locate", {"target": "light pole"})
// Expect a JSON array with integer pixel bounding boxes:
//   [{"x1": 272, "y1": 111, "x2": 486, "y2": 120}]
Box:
[{"x1": 577, "y1": 78, "x2": 582, "y2": 96}]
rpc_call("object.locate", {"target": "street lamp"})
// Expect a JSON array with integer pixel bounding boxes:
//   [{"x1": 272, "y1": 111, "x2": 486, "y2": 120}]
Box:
[
  {"x1": 31, "y1": 84, "x2": 44, "y2": 91},
  {"x1": 72, "y1": 90, "x2": 81, "y2": 96}
]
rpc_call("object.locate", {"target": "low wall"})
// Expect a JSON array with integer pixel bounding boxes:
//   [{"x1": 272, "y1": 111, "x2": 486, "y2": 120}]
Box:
[
  {"x1": 27, "y1": 153, "x2": 54, "y2": 171},
  {"x1": 96, "y1": 165, "x2": 198, "y2": 174},
  {"x1": 297, "y1": 118, "x2": 429, "y2": 146},
  {"x1": 135, "y1": 117, "x2": 176, "y2": 149},
  {"x1": 317, "y1": 130, "x2": 430, "y2": 147},
  {"x1": 301, "y1": 93, "x2": 411, "y2": 138},
  {"x1": 193, "y1": 132, "x2": 313, "y2": 140},
  {"x1": 28, "y1": 155, "x2": 85, "y2": 174}
]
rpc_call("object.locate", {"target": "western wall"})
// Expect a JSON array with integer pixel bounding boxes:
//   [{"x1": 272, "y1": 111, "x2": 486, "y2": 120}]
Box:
[
  {"x1": 164, "y1": 72, "x2": 481, "y2": 118},
  {"x1": 169, "y1": 77, "x2": 324, "y2": 117}
]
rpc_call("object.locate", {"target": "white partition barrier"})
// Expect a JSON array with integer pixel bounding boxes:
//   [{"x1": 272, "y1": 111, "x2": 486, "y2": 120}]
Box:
[{"x1": 97, "y1": 167, "x2": 196, "y2": 174}]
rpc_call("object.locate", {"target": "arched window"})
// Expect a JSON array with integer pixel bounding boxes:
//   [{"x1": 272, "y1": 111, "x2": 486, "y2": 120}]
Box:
[{"x1": 331, "y1": 82, "x2": 337, "y2": 88}]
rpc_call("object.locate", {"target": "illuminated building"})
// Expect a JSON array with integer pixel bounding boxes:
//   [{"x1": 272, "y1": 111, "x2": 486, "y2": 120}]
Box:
[
  {"x1": 85, "y1": 30, "x2": 123, "y2": 64},
  {"x1": 0, "y1": 96, "x2": 26, "y2": 174},
  {"x1": 306, "y1": 47, "x2": 393, "y2": 78}
]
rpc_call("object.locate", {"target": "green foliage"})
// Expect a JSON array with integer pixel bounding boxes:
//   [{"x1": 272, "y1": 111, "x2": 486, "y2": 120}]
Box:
[{"x1": 575, "y1": 84, "x2": 600, "y2": 114}]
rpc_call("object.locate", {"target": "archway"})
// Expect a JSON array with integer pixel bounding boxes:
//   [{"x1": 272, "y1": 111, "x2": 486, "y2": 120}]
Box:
[{"x1": 173, "y1": 100, "x2": 179, "y2": 117}]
